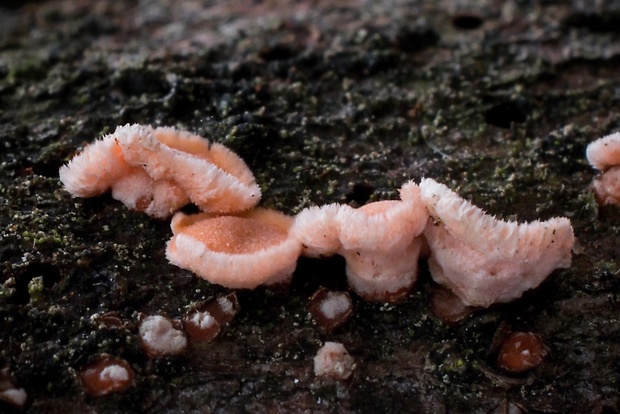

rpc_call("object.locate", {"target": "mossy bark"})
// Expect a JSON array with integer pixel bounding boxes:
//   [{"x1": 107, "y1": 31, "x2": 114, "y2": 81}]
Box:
[{"x1": 1, "y1": 0, "x2": 619, "y2": 412}]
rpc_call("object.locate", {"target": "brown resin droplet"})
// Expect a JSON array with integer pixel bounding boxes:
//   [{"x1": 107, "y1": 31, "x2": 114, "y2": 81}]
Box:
[
  {"x1": 79, "y1": 355, "x2": 135, "y2": 396},
  {"x1": 429, "y1": 285, "x2": 477, "y2": 325},
  {"x1": 309, "y1": 287, "x2": 353, "y2": 331},
  {"x1": 496, "y1": 332, "x2": 548, "y2": 373}
]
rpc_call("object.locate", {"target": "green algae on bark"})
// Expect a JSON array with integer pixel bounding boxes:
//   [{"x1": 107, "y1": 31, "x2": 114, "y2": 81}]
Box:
[{"x1": 1, "y1": 0, "x2": 620, "y2": 412}]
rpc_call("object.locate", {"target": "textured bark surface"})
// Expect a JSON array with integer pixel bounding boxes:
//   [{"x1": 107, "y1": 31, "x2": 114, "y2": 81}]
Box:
[{"x1": 1, "y1": 0, "x2": 619, "y2": 412}]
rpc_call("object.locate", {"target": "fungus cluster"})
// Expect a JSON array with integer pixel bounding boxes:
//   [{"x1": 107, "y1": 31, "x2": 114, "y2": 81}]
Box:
[
  {"x1": 59, "y1": 123, "x2": 582, "y2": 389},
  {"x1": 60, "y1": 124, "x2": 577, "y2": 307},
  {"x1": 60, "y1": 124, "x2": 260, "y2": 218},
  {"x1": 586, "y1": 131, "x2": 620, "y2": 206}
]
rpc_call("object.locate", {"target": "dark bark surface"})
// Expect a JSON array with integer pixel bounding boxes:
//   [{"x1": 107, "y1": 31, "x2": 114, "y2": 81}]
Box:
[{"x1": 1, "y1": 0, "x2": 619, "y2": 412}]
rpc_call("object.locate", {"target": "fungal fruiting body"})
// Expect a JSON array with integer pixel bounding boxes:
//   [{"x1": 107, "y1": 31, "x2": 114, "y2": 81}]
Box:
[
  {"x1": 313, "y1": 342, "x2": 356, "y2": 381},
  {"x1": 496, "y1": 331, "x2": 548, "y2": 373},
  {"x1": 110, "y1": 166, "x2": 190, "y2": 219},
  {"x1": 586, "y1": 132, "x2": 620, "y2": 206},
  {"x1": 203, "y1": 293, "x2": 240, "y2": 325},
  {"x1": 586, "y1": 131, "x2": 620, "y2": 171},
  {"x1": 59, "y1": 124, "x2": 260, "y2": 218},
  {"x1": 166, "y1": 208, "x2": 302, "y2": 289},
  {"x1": 183, "y1": 293, "x2": 240, "y2": 342},
  {"x1": 293, "y1": 181, "x2": 428, "y2": 302},
  {"x1": 184, "y1": 310, "x2": 221, "y2": 343},
  {"x1": 419, "y1": 178, "x2": 575, "y2": 308},
  {"x1": 590, "y1": 167, "x2": 620, "y2": 206},
  {"x1": 337, "y1": 182, "x2": 427, "y2": 301},
  {"x1": 292, "y1": 203, "x2": 342, "y2": 258},
  {"x1": 0, "y1": 368, "x2": 27, "y2": 409},
  {"x1": 309, "y1": 287, "x2": 353, "y2": 331},
  {"x1": 115, "y1": 125, "x2": 261, "y2": 213},
  {"x1": 78, "y1": 355, "x2": 135, "y2": 396},
  {"x1": 61, "y1": 123, "x2": 579, "y2": 316},
  {"x1": 59, "y1": 134, "x2": 131, "y2": 197},
  {"x1": 429, "y1": 285, "x2": 476, "y2": 325},
  {"x1": 138, "y1": 315, "x2": 187, "y2": 357}
]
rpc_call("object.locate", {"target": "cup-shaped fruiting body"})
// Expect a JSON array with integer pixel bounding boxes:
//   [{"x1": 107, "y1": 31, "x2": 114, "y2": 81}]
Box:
[
  {"x1": 111, "y1": 166, "x2": 190, "y2": 219},
  {"x1": 201, "y1": 293, "x2": 240, "y2": 325},
  {"x1": 313, "y1": 342, "x2": 356, "y2": 381},
  {"x1": 184, "y1": 309, "x2": 221, "y2": 343},
  {"x1": 496, "y1": 331, "x2": 549, "y2": 373},
  {"x1": 590, "y1": 166, "x2": 620, "y2": 206},
  {"x1": 586, "y1": 131, "x2": 620, "y2": 171},
  {"x1": 59, "y1": 133, "x2": 132, "y2": 197},
  {"x1": 59, "y1": 124, "x2": 261, "y2": 218},
  {"x1": 78, "y1": 355, "x2": 135, "y2": 396},
  {"x1": 419, "y1": 178, "x2": 575, "y2": 308},
  {"x1": 115, "y1": 124, "x2": 261, "y2": 213},
  {"x1": 309, "y1": 287, "x2": 353, "y2": 331},
  {"x1": 292, "y1": 203, "x2": 342, "y2": 257},
  {"x1": 292, "y1": 181, "x2": 428, "y2": 302},
  {"x1": 339, "y1": 229, "x2": 422, "y2": 302},
  {"x1": 166, "y1": 208, "x2": 302, "y2": 289},
  {"x1": 183, "y1": 293, "x2": 240, "y2": 343},
  {"x1": 338, "y1": 182, "x2": 428, "y2": 301},
  {"x1": 138, "y1": 315, "x2": 187, "y2": 357},
  {"x1": 586, "y1": 132, "x2": 620, "y2": 206},
  {"x1": 59, "y1": 127, "x2": 184, "y2": 218}
]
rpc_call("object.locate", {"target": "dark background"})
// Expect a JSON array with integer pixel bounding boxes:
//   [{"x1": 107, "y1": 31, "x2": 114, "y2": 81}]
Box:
[{"x1": 1, "y1": 0, "x2": 619, "y2": 412}]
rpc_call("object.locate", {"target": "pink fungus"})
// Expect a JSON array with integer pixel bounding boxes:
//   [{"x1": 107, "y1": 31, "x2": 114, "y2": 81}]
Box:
[
  {"x1": 313, "y1": 342, "x2": 356, "y2": 381},
  {"x1": 115, "y1": 125, "x2": 260, "y2": 214},
  {"x1": 591, "y1": 166, "x2": 620, "y2": 206},
  {"x1": 59, "y1": 134, "x2": 130, "y2": 198},
  {"x1": 586, "y1": 131, "x2": 620, "y2": 171},
  {"x1": 110, "y1": 166, "x2": 189, "y2": 219},
  {"x1": 293, "y1": 203, "x2": 342, "y2": 257},
  {"x1": 293, "y1": 181, "x2": 428, "y2": 302},
  {"x1": 138, "y1": 315, "x2": 187, "y2": 357},
  {"x1": 586, "y1": 132, "x2": 620, "y2": 206},
  {"x1": 166, "y1": 208, "x2": 302, "y2": 289},
  {"x1": 420, "y1": 178, "x2": 575, "y2": 308},
  {"x1": 59, "y1": 124, "x2": 260, "y2": 218}
]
